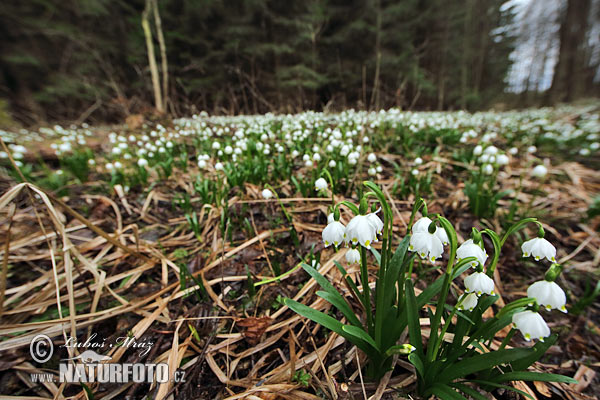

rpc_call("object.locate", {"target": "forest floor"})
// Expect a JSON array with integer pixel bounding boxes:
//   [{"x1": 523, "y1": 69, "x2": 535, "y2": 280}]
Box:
[{"x1": 0, "y1": 106, "x2": 599, "y2": 399}]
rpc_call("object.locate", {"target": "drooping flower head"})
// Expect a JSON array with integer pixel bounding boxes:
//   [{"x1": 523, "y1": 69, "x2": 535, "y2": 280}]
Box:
[
  {"x1": 345, "y1": 248, "x2": 361, "y2": 264},
  {"x1": 412, "y1": 217, "x2": 449, "y2": 246},
  {"x1": 464, "y1": 272, "x2": 495, "y2": 296},
  {"x1": 345, "y1": 215, "x2": 377, "y2": 249},
  {"x1": 315, "y1": 177, "x2": 328, "y2": 192},
  {"x1": 262, "y1": 189, "x2": 273, "y2": 199},
  {"x1": 527, "y1": 280, "x2": 567, "y2": 313},
  {"x1": 408, "y1": 217, "x2": 447, "y2": 261},
  {"x1": 322, "y1": 220, "x2": 346, "y2": 248},
  {"x1": 458, "y1": 292, "x2": 479, "y2": 311},
  {"x1": 512, "y1": 310, "x2": 550, "y2": 342},
  {"x1": 457, "y1": 239, "x2": 488, "y2": 268},
  {"x1": 522, "y1": 237, "x2": 556, "y2": 262},
  {"x1": 367, "y1": 212, "x2": 384, "y2": 236}
]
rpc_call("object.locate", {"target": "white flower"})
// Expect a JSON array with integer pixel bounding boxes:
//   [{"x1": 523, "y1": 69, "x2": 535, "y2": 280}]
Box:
[
  {"x1": 411, "y1": 169, "x2": 419, "y2": 176},
  {"x1": 368, "y1": 167, "x2": 376, "y2": 176},
  {"x1": 497, "y1": 154, "x2": 509, "y2": 165},
  {"x1": 512, "y1": 310, "x2": 550, "y2": 342},
  {"x1": 328, "y1": 160, "x2": 336, "y2": 168},
  {"x1": 458, "y1": 293, "x2": 479, "y2": 311},
  {"x1": 484, "y1": 145, "x2": 498, "y2": 155},
  {"x1": 345, "y1": 248, "x2": 361, "y2": 264},
  {"x1": 464, "y1": 272, "x2": 495, "y2": 296},
  {"x1": 137, "y1": 158, "x2": 148, "y2": 167},
  {"x1": 521, "y1": 237, "x2": 556, "y2": 262},
  {"x1": 527, "y1": 280, "x2": 567, "y2": 312},
  {"x1": 198, "y1": 159, "x2": 207, "y2": 168},
  {"x1": 368, "y1": 153, "x2": 377, "y2": 163},
  {"x1": 414, "y1": 157, "x2": 423, "y2": 165},
  {"x1": 215, "y1": 162, "x2": 224, "y2": 171},
  {"x1": 322, "y1": 221, "x2": 346, "y2": 247},
  {"x1": 409, "y1": 232, "x2": 443, "y2": 261},
  {"x1": 527, "y1": 145, "x2": 537, "y2": 154},
  {"x1": 345, "y1": 215, "x2": 377, "y2": 249},
  {"x1": 531, "y1": 165, "x2": 547, "y2": 178},
  {"x1": 413, "y1": 217, "x2": 448, "y2": 245},
  {"x1": 262, "y1": 189, "x2": 273, "y2": 199},
  {"x1": 457, "y1": 239, "x2": 488, "y2": 268},
  {"x1": 473, "y1": 145, "x2": 483, "y2": 156},
  {"x1": 483, "y1": 164, "x2": 493, "y2": 175},
  {"x1": 113, "y1": 161, "x2": 123, "y2": 169},
  {"x1": 367, "y1": 212, "x2": 384, "y2": 236},
  {"x1": 315, "y1": 177, "x2": 328, "y2": 191}
]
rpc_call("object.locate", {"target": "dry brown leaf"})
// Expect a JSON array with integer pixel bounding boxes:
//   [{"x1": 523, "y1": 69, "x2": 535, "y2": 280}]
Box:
[
  {"x1": 237, "y1": 316, "x2": 273, "y2": 345},
  {"x1": 572, "y1": 364, "x2": 596, "y2": 393}
]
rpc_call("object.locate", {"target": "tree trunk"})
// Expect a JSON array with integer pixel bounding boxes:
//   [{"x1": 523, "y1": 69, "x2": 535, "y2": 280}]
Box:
[
  {"x1": 151, "y1": 0, "x2": 169, "y2": 112},
  {"x1": 142, "y1": 0, "x2": 164, "y2": 113},
  {"x1": 548, "y1": 0, "x2": 591, "y2": 103}
]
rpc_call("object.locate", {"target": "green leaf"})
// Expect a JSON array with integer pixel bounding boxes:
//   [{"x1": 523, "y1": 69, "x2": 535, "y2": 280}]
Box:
[
  {"x1": 450, "y1": 382, "x2": 489, "y2": 400},
  {"x1": 510, "y1": 334, "x2": 557, "y2": 371},
  {"x1": 316, "y1": 290, "x2": 362, "y2": 328},
  {"x1": 284, "y1": 298, "x2": 378, "y2": 358},
  {"x1": 428, "y1": 383, "x2": 468, "y2": 400},
  {"x1": 438, "y1": 348, "x2": 532, "y2": 383},
  {"x1": 491, "y1": 371, "x2": 577, "y2": 384},
  {"x1": 405, "y1": 279, "x2": 423, "y2": 356},
  {"x1": 302, "y1": 263, "x2": 362, "y2": 328},
  {"x1": 334, "y1": 261, "x2": 363, "y2": 308},
  {"x1": 341, "y1": 325, "x2": 379, "y2": 352},
  {"x1": 468, "y1": 379, "x2": 534, "y2": 399},
  {"x1": 370, "y1": 247, "x2": 381, "y2": 265},
  {"x1": 408, "y1": 352, "x2": 425, "y2": 379}
]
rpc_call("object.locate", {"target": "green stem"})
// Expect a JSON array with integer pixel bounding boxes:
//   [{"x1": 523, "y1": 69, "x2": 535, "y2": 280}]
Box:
[
  {"x1": 360, "y1": 245, "x2": 374, "y2": 336},
  {"x1": 426, "y1": 217, "x2": 457, "y2": 363},
  {"x1": 432, "y1": 294, "x2": 466, "y2": 360}
]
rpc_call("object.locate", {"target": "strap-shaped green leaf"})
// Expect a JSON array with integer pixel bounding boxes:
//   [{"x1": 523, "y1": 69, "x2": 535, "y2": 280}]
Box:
[
  {"x1": 510, "y1": 334, "x2": 557, "y2": 371},
  {"x1": 316, "y1": 290, "x2": 362, "y2": 328},
  {"x1": 342, "y1": 325, "x2": 379, "y2": 351},
  {"x1": 427, "y1": 383, "x2": 468, "y2": 400},
  {"x1": 450, "y1": 382, "x2": 489, "y2": 400},
  {"x1": 284, "y1": 298, "x2": 378, "y2": 359},
  {"x1": 490, "y1": 371, "x2": 577, "y2": 384},
  {"x1": 302, "y1": 263, "x2": 362, "y2": 328},
  {"x1": 405, "y1": 279, "x2": 423, "y2": 356},
  {"x1": 438, "y1": 348, "x2": 532, "y2": 383}
]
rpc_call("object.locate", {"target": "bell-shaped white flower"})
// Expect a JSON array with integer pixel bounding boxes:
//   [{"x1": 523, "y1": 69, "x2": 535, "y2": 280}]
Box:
[
  {"x1": 531, "y1": 165, "x2": 547, "y2": 178},
  {"x1": 527, "y1": 280, "x2": 567, "y2": 313},
  {"x1": 315, "y1": 177, "x2": 328, "y2": 191},
  {"x1": 409, "y1": 231, "x2": 444, "y2": 261},
  {"x1": 457, "y1": 239, "x2": 488, "y2": 268},
  {"x1": 367, "y1": 212, "x2": 384, "y2": 236},
  {"x1": 345, "y1": 215, "x2": 377, "y2": 249},
  {"x1": 464, "y1": 272, "x2": 495, "y2": 296},
  {"x1": 412, "y1": 217, "x2": 448, "y2": 246},
  {"x1": 322, "y1": 221, "x2": 346, "y2": 247},
  {"x1": 345, "y1": 248, "x2": 361, "y2": 264},
  {"x1": 512, "y1": 310, "x2": 550, "y2": 341},
  {"x1": 521, "y1": 237, "x2": 556, "y2": 262},
  {"x1": 262, "y1": 189, "x2": 273, "y2": 199},
  {"x1": 458, "y1": 292, "x2": 479, "y2": 311}
]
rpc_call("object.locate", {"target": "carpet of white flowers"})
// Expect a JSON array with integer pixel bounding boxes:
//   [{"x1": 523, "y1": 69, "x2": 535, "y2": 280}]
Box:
[{"x1": 0, "y1": 105, "x2": 599, "y2": 399}]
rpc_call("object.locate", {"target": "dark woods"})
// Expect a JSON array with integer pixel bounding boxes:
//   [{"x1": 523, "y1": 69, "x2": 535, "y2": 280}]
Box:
[{"x1": 0, "y1": 0, "x2": 597, "y2": 125}]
